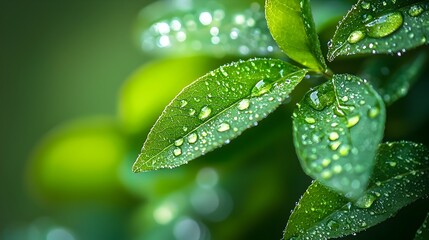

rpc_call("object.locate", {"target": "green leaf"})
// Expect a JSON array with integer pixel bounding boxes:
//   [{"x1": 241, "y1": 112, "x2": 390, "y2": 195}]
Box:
[
  {"x1": 360, "y1": 50, "x2": 428, "y2": 105},
  {"x1": 328, "y1": 0, "x2": 429, "y2": 61},
  {"x1": 293, "y1": 74, "x2": 386, "y2": 198},
  {"x1": 284, "y1": 141, "x2": 429, "y2": 240},
  {"x1": 133, "y1": 58, "x2": 307, "y2": 172},
  {"x1": 136, "y1": 0, "x2": 282, "y2": 58},
  {"x1": 265, "y1": 0, "x2": 327, "y2": 72},
  {"x1": 415, "y1": 212, "x2": 429, "y2": 240}
]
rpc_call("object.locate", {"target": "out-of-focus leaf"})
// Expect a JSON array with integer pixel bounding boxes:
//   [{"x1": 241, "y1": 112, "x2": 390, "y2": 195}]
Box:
[
  {"x1": 293, "y1": 74, "x2": 386, "y2": 199},
  {"x1": 415, "y1": 212, "x2": 429, "y2": 240},
  {"x1": 328, "y1": 0, "x2": 429, "y2": 61},
  {"x1": 133, "y1": 58, "x2": 307, "y2": 172},
  {"x1": 311, "y1": 0, "x2": 351, "y2": 32},
  {"x1": 266, "y1": 0, "x2": 327, "y2": 72},
  {"x1": 119, "y1": 56, "x2": 222, "y2": 135},
  {"x1": 27, "y1": 118, "x2": 127, "y2": 202},
  {"x1": 284, "y1": 141, "x2": 429, "y2": 240},
  {"x1": 136, "y1": 0, "x2": 281, "y2": 58},
  {"x1": 360, "y1": 50, "x2": 428, "y2": 105}
]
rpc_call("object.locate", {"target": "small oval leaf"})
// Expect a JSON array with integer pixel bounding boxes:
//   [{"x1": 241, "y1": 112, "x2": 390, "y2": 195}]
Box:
[
  {"x1": 360, "y1": 50, "x2": 428, "y2": 105},
  {"x1": 284, "y1": 141, "x2": 429, "y2": 240},
  {"x1": 266, "y1": 0, "x2": 327, "y2": 72},
  {"x1": 328, "y1": 0, "x2": 429, "y2": 61},
  {"x1": 293, "y1": 74, "x2": 386, "y2": 199},
  {"x1": 136, "y1": 0, "x2": 282, "y2": 58},
  {"x1": 133, "y1": 58, "x2": 307, "y2": 172}
]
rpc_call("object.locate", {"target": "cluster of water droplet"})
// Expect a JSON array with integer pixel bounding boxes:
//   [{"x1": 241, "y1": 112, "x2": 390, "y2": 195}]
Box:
[
  {"x1": 329, "y1": 1, "x2": 428, "y2": 60},
  {"x1": 293, "y1": 75, "x2": 384, "y2": 198},
  {"x1": 138, "y1": 1, "x2": 280, "y2": 57}
]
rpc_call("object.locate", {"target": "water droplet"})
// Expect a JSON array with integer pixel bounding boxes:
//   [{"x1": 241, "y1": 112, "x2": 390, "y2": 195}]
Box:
[
  {"x1": 361, "y1": 1, "x2": 370, "y2": 9},
  {"x1": 180, "y1": 100, "x2": 188, "y2": 107},
  {"x1": 173, "y1": 148, "x2": 182, "y2": 156},
  {"x1": 327, "y1": 220, "x2": 340, "y2": 230},
  {"x1": 250, "y1": 79, "x2": 274, "y2": 97},
  {"x1": 368, "y1": 107, "x2": 380, "y2": 118},
  {"x1": 237, "y1": 99, "x2": 250, "y2": 110},
  {"x1": 348, "y1": 30, "x2": 365, "y2": 44},
  {"x1": 365, "y1": 12, "x2": 403, "y2": 38},
  {"x1": 333, "y1": 165, "x2": 342, "y2": 173},
  {"x1": 321, "y1": 158, "x2": 331, "y2": 167},
  {"x1": 321, "y1": 170, "x2": 333, "y2": 179},
  {"x1": 305, "y1": 85, "x2": 335, "y2": 111},
  {"x1": 217, "y1": 123, "x2": 230, "y2": 132},
  {"x1": 198, "y1": 106, "x2": 212, "y2": 120},
  {"x1": 355, "y1": 193, "x2": 378, "y2": 208},
  {"x1": 339, "y1": 144, "x2": 351, "y2": 156},
  {"x1": 347, "y1": 115, "x2": 360, "y2": 128},
  {"x1": 189, "y1": 108, "x2": 196, "y2": 116},
  {"x1": 329, "y1": 132, "x2": 340, "y2": 141},
  {"x1": 174, "y1": 138, "x2": 184, "y2": 146},
  {"x1": 389, "y1": 161, "x2": 397, "y2": 167},
  {"x1": 188, "y1": 133, "x2": 198, "y2": 144},
  {"x1": 183, "y1": 126, "x2": 188, "y2": 132},
  {"x1": 305, "y1": 117, "x2": 316, "y2": 124},
  {"x1": 330, "y1": 141, "x2": 341, "y2": 151},
  {"x1": 408, "y1": 5, "x2": 424, "y2": 17}
]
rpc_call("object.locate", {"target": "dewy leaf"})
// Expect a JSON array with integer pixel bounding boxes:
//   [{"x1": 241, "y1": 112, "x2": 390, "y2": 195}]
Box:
[
  {"x1": 133, "y1": 58, "x2": 307, "y2": 172},
  {"x1": 136, "y1": 0, "x2": 282, "y2": 58},
  {"x1": 328, "y1": 0, "x2": 429, "y2": 61},
  {"x1": 360, "y1": 50, "x2": 428, "y2": 105},
  {"x1": 284, "y1": 141, "x2": 429, "y2": 240},
  {"x1": 293, "y1": 74, "x2": 386, "y2": 199},
  {"x1": 414, "y1": 212, "x2": 429, "y2": 240},
  {"x1": 266, "y1": 0, "x2": 327, "y2": 72}
]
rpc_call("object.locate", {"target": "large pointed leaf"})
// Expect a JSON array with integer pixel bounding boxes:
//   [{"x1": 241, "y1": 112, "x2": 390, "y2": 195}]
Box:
[
  {"x1": 266, "y1": 0, "x2": 327, "y2": 72},
  {"x1": 415, "y1": 212, "x2": 429, "y2": 240},
  {"x1": 133, "y1": 58, "x2": 307, "y2": 172},
  {"x1": 293, "y1": 74, "x2": 386, "y2": 199},
  {"x1": 360, "y1": 50, "x2": 428, "y2": 105},
  {"x1": 328, "y1": 0, "x2": 429, "y2": 61},
  {"x1": 136, "y1": 0, "x2": 282, "y2": 58},
  {"x1": 284, "y1": 141, "x2": 429, "y2": 240}
]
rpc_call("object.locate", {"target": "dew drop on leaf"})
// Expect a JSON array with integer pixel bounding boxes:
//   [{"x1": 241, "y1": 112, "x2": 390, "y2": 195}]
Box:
[
  {"x1": 348, "y1": 30, "x2": 365, "y2": 44},
  {"x1": 329, "y1": 132, "x2": 340, "y2": 141},
  {"x1": 368, "y1": 107, "x2": 380, "y2": 118},
  {"x1": 217, "y1": 123, "x2": 230, "y2": 132},
  {"x1": 361, "y1": 1, "x2": 371, "y2": 10},
  {"x1": 173, "y1": 148, "x2": 182, "y2": 156},
  {"x1": 408, "y1": 5, "x2": 424, "y2": 17},
  {"x1": 198, "y1": 106, "x2": 212, "y2": 120},
  {"x1": 187, "y1": 133, "x2": 198, "y2": 144},
  {"x1": 174, "y1": 138, "x2": 184, "y2": 147},
  {"x1": 250, "y1": 79, "x2": 274, "y2": 97},
  {"x1": 347, "y1": 115, "x2": 360, "y2": 128},
  {"x1": 237, "y1": 99, "x2": 250, "y2": 110},
  {"x1": 180, "y1": 100, "x2": 188, "y2": 108},
  {"x1": 305, "y1": 117, "x2": 316, "y2": 124},
  {"x1": 365, "y1": 12, "x2": 403, "y2": 38},
  {"x1": 355, "y1": 193, "x2": 378, "y2": 208}
]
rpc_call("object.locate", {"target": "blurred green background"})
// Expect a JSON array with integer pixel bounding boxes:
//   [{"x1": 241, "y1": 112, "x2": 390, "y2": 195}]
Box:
[{"x1": 1, "y1": 0, "x2": 428, "y2": 240}]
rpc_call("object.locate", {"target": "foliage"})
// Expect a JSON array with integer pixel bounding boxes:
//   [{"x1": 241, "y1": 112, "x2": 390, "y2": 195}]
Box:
[{"x1": 133, "y1": 0, "x2": 429, "y2": 239}]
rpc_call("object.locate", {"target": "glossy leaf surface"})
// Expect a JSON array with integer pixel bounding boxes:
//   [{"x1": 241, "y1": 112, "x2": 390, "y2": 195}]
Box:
[
  {"x1": 136, "y1": 0, "x2": 281, "y2": 58},
  {"x1": 328, "y1": 0, "x2": 429, "y2": 61},
  {"x1": 266, "y1": 0, "x2": 327, "y2": 72},
  {"x1": 293, "y1": 74, "x2": 386, "y2": 199},
  {"x1": 284, "y1": 141, "x2": 429, "y2": 240},
  {"x1": 360, "y1": 50, "x2": 428, "y2": 105},
  {"x1": 133, "y1": 58, "x2": 307, "y2": 172}
]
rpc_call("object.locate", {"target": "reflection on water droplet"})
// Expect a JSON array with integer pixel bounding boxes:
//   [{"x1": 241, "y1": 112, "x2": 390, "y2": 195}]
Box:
[
  {"x1": 198, "y1": 106, "x2": 212, "y2": 120},
  {"x1": 339, "y1": 144, "x2": 351, "y2": 156},
  {"x1": 348, "y1": 30, "x2": 365, "y2": 44},
  {"x1": 188, "y1": 133, "x2": 198, "y2": 144},
  {"x1": 189, "y1": 108, "x2": 196, "y2": 116},
  {"x1": 355, "y1": 193, "x2": 378, "y2": 208},
  {"x1": 305, "y1": 84, "x2": 335, "y2": 111},
  {"x1": 365, "y1": 12, "x2": 403, "y2": 38},
  {"x1": 250, "y1": 79, "x2": 274, "y2": 97},
  {"x1": 217, "y1": 123, "x2": 230, "y2": 132},
  {"x1": 347, "y1": 115, "x2": 360, "y2": 128},
  {"x1": 305, "y1": 117, "x2": 316, "y2": 124},
  {"x1": 237, "y1": 99, "x2": 250, "y2": 110},
  {"x1": 329, "y1": 132, "x2": 340, "y2": 141},
  {"x1": 361, "y1": 1, "x2": 370, "y2": 9},
  {"x1": 173, "y1": 148, "x2": 182, "y2": 156},
  {"x1": 180, "y1": 100, "x2": 188, "y2": 107},
  {"x1": 368, "y1": 107, "x2": 380, "y2": 118},
  {"x1": 408, "y1": 5, "x2": 424, "y2": 17},
  {"x1": 175, "y1": 138, "x2": 184, "y2": 146},
  {"x1": 330, "y1": 141, "x2": 341, "y2": 150}
]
